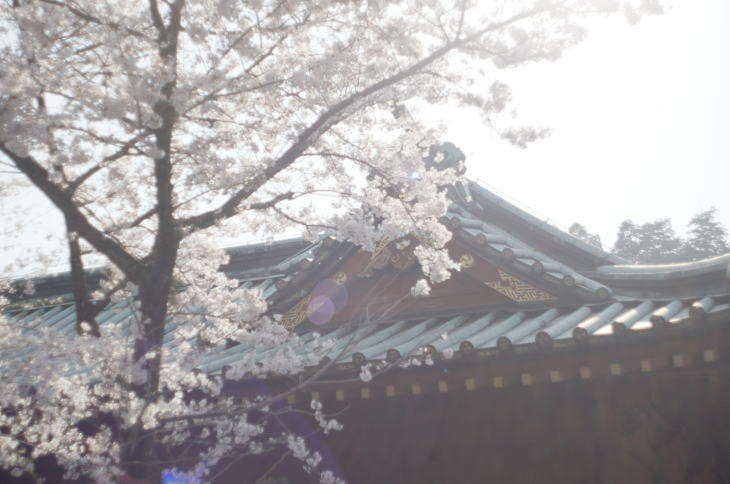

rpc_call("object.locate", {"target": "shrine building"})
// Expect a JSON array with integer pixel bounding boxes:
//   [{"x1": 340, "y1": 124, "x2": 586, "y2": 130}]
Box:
[{"x1": 5, "y1": 180, "x2": 730, "y2": 483}]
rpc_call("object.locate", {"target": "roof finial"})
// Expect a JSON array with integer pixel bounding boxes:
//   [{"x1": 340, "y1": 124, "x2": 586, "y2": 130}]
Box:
[{"x1": 424, "y1": 141, "x2": 466, "y2": 175}]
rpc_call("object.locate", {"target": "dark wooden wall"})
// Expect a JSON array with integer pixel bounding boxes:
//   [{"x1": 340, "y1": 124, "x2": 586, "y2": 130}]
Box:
[
  {"x1": 4, "y1": 360, "x2": 729, "y2": 483},
  {"x1": 317, "y1": 367, "x2": 730, "y2": 484}
]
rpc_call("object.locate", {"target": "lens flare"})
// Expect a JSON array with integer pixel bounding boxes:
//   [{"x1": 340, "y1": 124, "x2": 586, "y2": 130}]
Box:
[
  {"x1": 307, "y1": 295, "x2": 335, "y2": 325},
  {"x1": 306, "y1": 279, "x2": 348, "y2": 325},
  {"x1": 162, "y1": 470, "x2": 201, "y2": 484}
]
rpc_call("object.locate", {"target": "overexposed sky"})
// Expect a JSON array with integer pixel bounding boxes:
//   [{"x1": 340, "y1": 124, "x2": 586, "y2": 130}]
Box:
[
  {"x1": 1, "y1": 1, "x2": 728, "y2": 273},
  {"x1": 448, "y1": 0, "x2": 730, "y2": 247}
]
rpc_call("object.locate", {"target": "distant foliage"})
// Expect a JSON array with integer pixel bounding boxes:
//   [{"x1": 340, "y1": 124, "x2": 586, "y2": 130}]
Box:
[
  {"x1": 569, "y1": 223, "x2": 602, "y2": 248},
  {"x1": 610, "y1": 208, "x2": 729, "y2": 264},
  {"x1": 613, "y1": 218, "x2": 682, "y2": 264},
  {"x1": 680, "y1": 207, "x2": 730, "y2": 261}
]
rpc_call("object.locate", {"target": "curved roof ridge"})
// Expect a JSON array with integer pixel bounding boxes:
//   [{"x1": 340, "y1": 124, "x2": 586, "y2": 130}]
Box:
[
  {"x1": 446, "y1": 208, "x2": 611, "y2": 297},
  {"x1": 594, "y1": 253, "x2": 730, "y2": 280},
  {"x1": 464, "y1": 180, "x2": 627, "y2": 266}
]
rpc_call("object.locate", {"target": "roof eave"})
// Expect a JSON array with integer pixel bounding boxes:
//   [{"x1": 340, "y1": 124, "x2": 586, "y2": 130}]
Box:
[{"x1": 464, "y1": 181, "x2": 627, "y2": 269}]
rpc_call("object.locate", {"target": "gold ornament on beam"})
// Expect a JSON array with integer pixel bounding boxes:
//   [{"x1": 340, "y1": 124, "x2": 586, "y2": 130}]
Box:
[
  {"x1": 459, "y1": 253, "x2": 474, "y2": 269},
  {"x1": 357, "y1": 238, "x2": 393, "y2": 278},
  {"x1": 485, "y1": 269, "x2": 556, "y2": 303},
  {"x1": 335, "y1": 271, "x2": 348, "y2": 285},
  {"x1": 280, "y1": 295, "x2": 311, "y2": 329},
  {"x1": 389, "y1": 250, "x2": 417, "y2": 271},
  {"x1": 358, "y1": 238, "x2": 420, "y2": 277}
]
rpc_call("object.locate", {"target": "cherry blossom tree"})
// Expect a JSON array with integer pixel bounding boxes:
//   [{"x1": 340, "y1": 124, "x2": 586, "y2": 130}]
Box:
[{"x1": 0, "y1": 0, "x2": 662, "y2": 482}]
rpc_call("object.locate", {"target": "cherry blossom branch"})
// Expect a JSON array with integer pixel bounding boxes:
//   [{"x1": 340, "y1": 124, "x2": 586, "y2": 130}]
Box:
[
  {"x1": 0, "y1": 142, "x2": 146, "y2": 281},
  {"x1": 65, "y1": 227, "x2": 101, "y2": 337},
  {"x1": 178, "y1": 3, "x2": 550, "y2": 233},
  {"x1": 67, "y1": 130, "x2": 153, "y2": 194},
  {"x1": 158, "y1": 270, "x2": 414, "y2": 425},
  {"x1": 38, "y1": 0, "x2": 149, "y2": 39}
]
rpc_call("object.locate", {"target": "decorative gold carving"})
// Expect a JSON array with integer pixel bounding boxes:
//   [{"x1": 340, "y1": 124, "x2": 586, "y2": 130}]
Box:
[
  {"x1": 389, "y1": 250, "x2": 417, "y2": 271},
  {"x1": 280, "y1": 295, "x2": 311, "y2": 329},
  {"x1": 281, "y1": 271, "x2": 349, "y2": 329},
  {"x1": 280, "y1": 290, "x2": 336, "y2": 329},
  {"x1": 357, "y1": 238, "x2": 417, "y2": 277},
  {"x1": 485, "y1": 269, "x2": 556, "y2": 303},
  {"x1": 357, "y1": 239, "x2": 392, "y2": 278},
  {"x1": 459, "y1": 253, "x2": 474, "y2": 269}
]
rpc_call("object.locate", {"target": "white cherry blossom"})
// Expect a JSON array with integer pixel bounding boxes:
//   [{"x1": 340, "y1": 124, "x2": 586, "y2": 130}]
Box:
[{"x1": 0, "y1": 0, "x2": 661, "y2": 481}]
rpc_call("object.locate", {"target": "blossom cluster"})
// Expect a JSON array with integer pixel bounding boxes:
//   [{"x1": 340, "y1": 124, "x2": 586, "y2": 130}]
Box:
[{"x1": 0, "y1": 0, "x2": 661, "y2": 480}]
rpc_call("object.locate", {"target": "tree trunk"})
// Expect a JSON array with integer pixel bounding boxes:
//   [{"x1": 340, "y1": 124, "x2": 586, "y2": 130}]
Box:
[{"x1": 121, "y1": 244, "x2": 178, "y2": 481}]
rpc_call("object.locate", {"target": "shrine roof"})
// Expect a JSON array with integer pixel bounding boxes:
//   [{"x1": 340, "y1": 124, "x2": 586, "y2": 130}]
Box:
[
  {"x1": 466, "y1": 181, "x2": 628, "y2": 264},
  {"x1": 206, "y1": 294, "x2": 730, "y2": 373},
  {"x1": 444, "y1": 203, "x2": 614, "y2": 301},
  {"x1": 6, "y1": 293, "x2": 730, "y2": 375},
  {"x1": 592, "y1": 254, "x2": 730, "y2": 281},
  {"x1": 12, "y1": 182, "x2": 730, "y2": 303},
  {"x1": 4, "y1": 181, "x2": 730, "y2": 374},
  {"x1": 462, "y1": 181, "x2": 626, "y2": 267},
  {"x1": 448, "y1": 182, "x2": 730, "y2": 300}
]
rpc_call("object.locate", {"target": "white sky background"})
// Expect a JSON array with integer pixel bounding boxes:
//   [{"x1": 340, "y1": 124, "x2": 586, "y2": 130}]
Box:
[
  {"x1": 1, "y1": 1, "x2": 729, "y2": 274},
  {"x1": 449, "y1": 0, "x2": 730, "y2": 247}
]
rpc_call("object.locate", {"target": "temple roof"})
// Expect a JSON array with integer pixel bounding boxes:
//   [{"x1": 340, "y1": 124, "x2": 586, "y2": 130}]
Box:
[
  {"x1": 204, "y1": 295, "x2": 729, "y2": 374},
  {"x1": 462, "y1": 181, "x2": 626, "y2": 268},
  {"x1": 448, "y1": 182, "x2": 730, "y2": 299},
  {"x1": 4, "y1": 181, "x2": 730, "y2": 374}
]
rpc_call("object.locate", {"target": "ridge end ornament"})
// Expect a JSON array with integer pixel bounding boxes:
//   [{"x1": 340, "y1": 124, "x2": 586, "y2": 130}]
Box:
[
  {"x1": 357, "y1": 238, "x2": 417, "y2": 277},
  {"x1": 485, "y1": 269, "x2": 556, "y2": 303},
  {"x1": 459, "y1": 253, "x2": 474, "y2": 269},
  {"x1": 335, "y1": 271, "x2": 348, "y2": 285},
  {"x1": 389, "y1": 249, "x2": 417, "y2": 271},
  {"x1": 357, "y1": 238, "x2": 393, "y2": 278}
]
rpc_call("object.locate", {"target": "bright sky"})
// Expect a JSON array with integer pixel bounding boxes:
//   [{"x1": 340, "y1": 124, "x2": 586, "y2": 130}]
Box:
[
  {"x1": 1, "y1": 1, "x2": 729, "y2": 273},
  {"x1": 447, "y1": 0, "x2": 730, "y2": 247}
]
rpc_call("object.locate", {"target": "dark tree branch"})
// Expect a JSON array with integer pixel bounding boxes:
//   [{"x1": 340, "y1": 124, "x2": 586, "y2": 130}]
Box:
[
  {"x1": 127, "y1": 206, "x2": 159, "y2": 229},
  {"x1": 0, "y1": 142, "x2": 146, "y2": 282},
  {"x1": 145, "y1": 0, "x2": 185, "y2": 271},
  {"x1": 66, "y1": 227, "x2": 101, "y2": 337},
  {"x1": 178, "y1": 5, "x2": 547, "y2": 233},
  {"x1": 209, "y1": 0, "x2": 286, "y2": 73},
  {"x1": 248, "y1": 191, "x2": 295, "y2": 210},
  {"x1": 90, "y1": 277, "x2": 129, "y2": 314},
  {"x1": 68, "y1": 130, "x2": 152, "y2": 194},
  {"x1": 148, "y1": 0, "x2": 166, "y2": 36},
  {"x1": 38, "y1": 0, "x2": 148, "y2": 39},
  {"x1": 271, "y1": 207, "x2": 336, "y2": 233}
]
